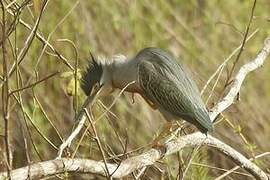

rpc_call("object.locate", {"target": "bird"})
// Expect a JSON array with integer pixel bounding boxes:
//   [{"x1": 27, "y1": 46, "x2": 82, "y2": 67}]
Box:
[{"x1": 80, "y1": 47, "x2": 213, "y2": 136}]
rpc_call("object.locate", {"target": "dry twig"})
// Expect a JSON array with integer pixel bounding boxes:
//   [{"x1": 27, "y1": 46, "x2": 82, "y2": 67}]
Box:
[{"x1": 57, "y1": 81, "x2": 135, "y2": 158}]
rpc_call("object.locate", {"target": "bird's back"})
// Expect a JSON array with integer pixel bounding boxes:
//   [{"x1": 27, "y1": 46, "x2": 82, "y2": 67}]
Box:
[{"x1": 136, "y1": 47, "x2": 213, "y2": 133}]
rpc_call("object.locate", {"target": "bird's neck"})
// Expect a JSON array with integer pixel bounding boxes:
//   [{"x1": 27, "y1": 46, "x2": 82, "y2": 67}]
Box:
[{"x1": 103, "y1": 57, "x2": 141, "y2": 93}]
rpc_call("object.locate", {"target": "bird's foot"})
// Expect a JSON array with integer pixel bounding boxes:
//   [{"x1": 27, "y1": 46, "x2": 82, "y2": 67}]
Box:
[
  {"x1": 131, "y1": 93, "x2": 135, "y2": 104},
  {"x1": 151, "y1": 140, "x2": 167, "y2": 157}
]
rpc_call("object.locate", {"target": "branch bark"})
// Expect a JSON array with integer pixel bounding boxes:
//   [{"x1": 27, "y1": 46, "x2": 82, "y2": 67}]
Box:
[
  {"x1": 0, "y1": 37, "x2": 269, "y2": 179},
  {"x1": 0, "y1": 133, "x2": 268, "y2": 179}
]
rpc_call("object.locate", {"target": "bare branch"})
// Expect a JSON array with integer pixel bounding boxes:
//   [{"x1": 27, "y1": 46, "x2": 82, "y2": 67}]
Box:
[
  {"x1": 215, "y1": 152, "x2": 270, "y2": 180},
  {"x1": 0, "y1": 134, "x2": 268, "y2": 179},
  {"x1": 9, "y1": 71, "x2": 59, "y2": 95},
  {"x1": 226, "y1": 0, "x2": 257, "y2": 84},
  {"x1": 209, "y1": 37, "x2": 270, "y2": 121},
  {"x1": 200, "y1": 29, "x2": 259, "y2": 95},
  {"x1": 0, "y1": 0, "x2": 50, "y2": 88},
  {"x1": 57, "y1": 81, "x2": 135, "y2": 158},
  {"x1": 84, "y1": 108, "x2": 111, "y2": 179},
  {"x1": 1, "y1": 0, "x2": 12, "y2": 176},
  {"x1": 56, "y1": 94, "x2": 95, "y2": 158},
  {"x1": 5, "y1": 8, "x2": 74, "y2": 71}
]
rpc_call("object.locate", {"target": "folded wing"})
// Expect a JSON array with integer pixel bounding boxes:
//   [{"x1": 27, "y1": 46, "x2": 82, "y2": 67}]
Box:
[{"x1": 137, "y1": 48, "x2": 213, "y2": 133}]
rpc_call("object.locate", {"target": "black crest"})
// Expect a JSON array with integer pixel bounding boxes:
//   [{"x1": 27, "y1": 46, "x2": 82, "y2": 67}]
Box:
[{"x1": 80, "y1": 53, "x2": 103, "y2": 96}]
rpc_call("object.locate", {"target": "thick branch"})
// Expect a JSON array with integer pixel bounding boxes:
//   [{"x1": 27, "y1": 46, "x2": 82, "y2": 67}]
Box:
[{"x1": 0, "y1": 133, "x2": 268, "y2": 179}]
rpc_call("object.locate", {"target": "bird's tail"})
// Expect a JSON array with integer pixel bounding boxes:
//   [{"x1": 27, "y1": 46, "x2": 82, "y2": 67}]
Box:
[{"x1": 194, "y1": 108, "x2": 213, "y2": 133}]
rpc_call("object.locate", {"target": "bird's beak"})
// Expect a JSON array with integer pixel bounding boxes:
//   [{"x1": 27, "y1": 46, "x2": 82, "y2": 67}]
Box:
[
  {"x1": 95, "y1": 83, "x2": 113, "y2": 97},
  {"x1": 77, "y1": 85, "x2": 102, "y2": 119},
  {"x1": 89, "y1": 83, "x2": 103, "y2": 103}
]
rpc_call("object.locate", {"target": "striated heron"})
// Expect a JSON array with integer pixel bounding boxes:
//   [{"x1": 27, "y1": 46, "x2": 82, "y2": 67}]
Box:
[{"x1": 80, "y1": 47, "x2": 213, "y2": 135}]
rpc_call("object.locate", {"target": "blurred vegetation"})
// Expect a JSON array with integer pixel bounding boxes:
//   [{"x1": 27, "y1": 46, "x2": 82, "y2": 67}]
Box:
[{"x1": 0, "y1": 0, "x2": 270, "y2": 179}]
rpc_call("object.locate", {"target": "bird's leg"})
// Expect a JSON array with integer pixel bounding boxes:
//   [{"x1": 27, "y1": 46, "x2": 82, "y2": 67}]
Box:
[
  {"x1": 140, "y1": 94, "x2": 157, "y2": 109},
  {"x1": 152, "y1": 121, "x2": 173, "y2": 147},
  {"x1": 131, "y1": 93, "x2": 135, "y2": 104}
]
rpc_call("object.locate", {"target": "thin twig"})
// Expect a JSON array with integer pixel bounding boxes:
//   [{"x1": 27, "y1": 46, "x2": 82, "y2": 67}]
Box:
[
  {"x1": 57, "y1": 91, "x2": 100, "y2": 158},
  {"x1": 209, "y1": 37, "x2": 270, "y2": 121},
  {"x1": 33, "y1": 94, "x2": 63, "y2": 142},
  {"x1": 205, "y1": 64, "x2": 224, "y2": 104},
  {"x1": 181, "y1": 142, "x2": 203, "y2": 180},
  {"x1": 225, "y1": 0, "x2": 257, "y2": 85},
  {"x1": 9, "y1": 71, "x2": 59, "y2": 95},
  {"x1": 95, "y1": 81, "x2": 136, "y2": 123},
  {"x1": 191, "y1": 162, "x2": 251, "y2": 177},
  {"x1": 57, "y1": 81, "x2": 135, "y2": 158},
  {"x1": 18, "y1": 119, "x2": 32, "y2": 179},
  {"x1": 11, "y1": 94, "x2": 58, "y2": 150},
  {"x1": 34, "y1": 1, "x2": 79, "y2": 69},
  {"x1": 71, "y1": 118, "x2": 92, "y2": 158},
  {"x1": 1, "y1": 0, "x2": 12, "y2": 176},
  {"x1": 0, "y1": 0, "x2": 30, "y2": 46},
  {"x1": 12, "y1": 94, "x2": 43, "y2": 161},
  {"x1": 57, "y1": 38, "x2": 79, "y2": 114},
  {"x1": 2, "y1": 0, "x2": 50, "y2": 87},
  {"x1": 134, "y1": 167, "x2": 147, "y2": 179},
  {"x1": 4, "y1": 7, "x2": 74, "y2": 74},
  {"x1": 215, "y1": 152, "x2": 270, "y2": 180},
  {"x1": 84, "y1": 108, "x2": 111, "y2": 179},
  {"x1": 200, "y1": 29, "x2": 258, "y2": 95}
]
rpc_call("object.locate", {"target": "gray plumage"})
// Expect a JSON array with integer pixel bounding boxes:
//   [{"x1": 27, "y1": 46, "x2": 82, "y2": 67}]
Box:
[
  {"x1": 80, "y1": 47, "x2": 213, "y2": 133},
  {"x1": 136, "y1": 48, "x2": 213, "y2": 133}
]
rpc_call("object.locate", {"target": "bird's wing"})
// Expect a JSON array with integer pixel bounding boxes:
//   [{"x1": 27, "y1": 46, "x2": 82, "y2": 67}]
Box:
[{"x1": 137, "y1": 51, "x2": 212, "y2": 132}]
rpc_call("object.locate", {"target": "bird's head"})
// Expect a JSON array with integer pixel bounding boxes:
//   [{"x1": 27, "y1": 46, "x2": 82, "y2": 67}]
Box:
[{"x1": 80, "y1": 53, "x2": 103, "y2": 96}]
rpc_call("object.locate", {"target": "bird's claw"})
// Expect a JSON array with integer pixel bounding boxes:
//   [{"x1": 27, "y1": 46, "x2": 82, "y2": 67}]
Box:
[{"x1": 151, "y1": 140, "x2": 167, "y2": 157}]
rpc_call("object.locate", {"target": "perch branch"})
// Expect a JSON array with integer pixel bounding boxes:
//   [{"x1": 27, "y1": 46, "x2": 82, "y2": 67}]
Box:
[
  {"x1": 1, "y1": 37, "x2": 269, "y2": 179},
  {"x1": 0, "y1": 133, "x2": 268, "y2": 179}
]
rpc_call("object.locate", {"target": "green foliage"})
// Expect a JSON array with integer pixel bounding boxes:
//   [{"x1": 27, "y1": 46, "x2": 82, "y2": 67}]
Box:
[{"x1": 190, "y1": 150, "x2": 211, "y2": 180}]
